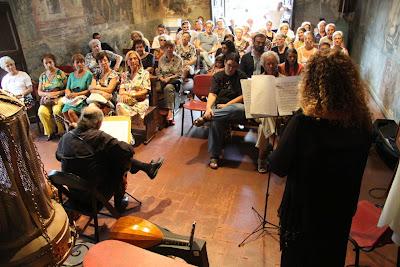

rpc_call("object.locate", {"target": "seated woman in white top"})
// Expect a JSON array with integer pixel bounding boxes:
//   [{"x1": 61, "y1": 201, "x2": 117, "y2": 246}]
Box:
[{"x1": 0, "y1": 56, "x2": 33, "y2": 108}]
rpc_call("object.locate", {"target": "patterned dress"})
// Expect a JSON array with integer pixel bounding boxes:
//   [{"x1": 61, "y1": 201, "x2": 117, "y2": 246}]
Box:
[
  {"x1": 85, "y1": 50, "x2": 118, "y2": 77},
  {"x1": 39, "y1": 69, "x2": 67, "y2": 92},
  {"x1": 116, "y1": 69, "x2": 150, "y2": 119}
]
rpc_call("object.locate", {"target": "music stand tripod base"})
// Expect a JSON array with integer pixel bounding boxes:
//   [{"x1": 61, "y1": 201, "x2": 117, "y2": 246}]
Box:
[{"x1": 238, "y1": 113, "x2": 286, "y2": 247}]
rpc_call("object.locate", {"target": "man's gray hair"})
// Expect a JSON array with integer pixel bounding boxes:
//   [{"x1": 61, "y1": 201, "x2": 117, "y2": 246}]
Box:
[
  {"x1": 260, "y1": 51, "x2": 280, "y2": 66},
  {"x1": 0, "y1": 56, "x2": 15, "y2": 70},
  {"x1": 88, "y1": 39, "x2": 101, "y2": 49},
  {"x1": 77, "y1": 103, "x2": 104, "y2": 130}
]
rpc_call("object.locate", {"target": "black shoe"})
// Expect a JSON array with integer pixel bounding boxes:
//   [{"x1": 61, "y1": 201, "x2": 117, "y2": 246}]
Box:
[
  {"x1": 146, "y1": 157, "x2": 164, "y2": 179},
  {"x1": 115, "y1": 195, "x2": 129, "y2": 213},
  {"x1": 47, "y1": 133, "x2": 58, "y2": 141}
]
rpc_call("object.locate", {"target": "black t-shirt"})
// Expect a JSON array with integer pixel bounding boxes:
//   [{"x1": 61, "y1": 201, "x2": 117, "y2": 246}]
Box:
[
  {"x1": 272, "y1": 46, "x2": 288, "y2": 64},
  {"x1": 142, "y1": 53, "x2": 155, "y2": 70},
  {"x1": 210, "y1": 69, "x2": 248, "y2": 105}
]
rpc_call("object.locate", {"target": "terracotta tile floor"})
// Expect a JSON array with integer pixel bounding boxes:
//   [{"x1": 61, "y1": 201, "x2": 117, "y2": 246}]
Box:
[{"x1": 33, "y1": 101, "x2": 398, "y2": 266}]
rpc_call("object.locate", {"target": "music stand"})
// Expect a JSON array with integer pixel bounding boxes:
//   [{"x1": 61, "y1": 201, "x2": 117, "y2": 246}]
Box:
[{"x1": 238, "y1": 111, "x2": 287, "y2": 247}]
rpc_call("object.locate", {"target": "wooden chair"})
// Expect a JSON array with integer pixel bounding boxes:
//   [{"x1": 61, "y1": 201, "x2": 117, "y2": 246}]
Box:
[
  {"x1": 57, "y1": 65, "x2": 74, "y2": 74},
  {"x1": 48, "y1": 170, "x2": 141, "y2": 242},
  {"x1": 180, "y1": 74, "x2": 211, "y2": 136},
  {"x1": 29, "y1": 80, "x2": 42, "y2": 133},
  {"x1": 348, "y1": 200, "x2": 393, "y2": 266}
]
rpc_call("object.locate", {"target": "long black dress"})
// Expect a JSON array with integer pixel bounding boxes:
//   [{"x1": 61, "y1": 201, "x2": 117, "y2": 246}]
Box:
[{"x1": 268, "y1": 113, "x2": 372, "y2": 267}]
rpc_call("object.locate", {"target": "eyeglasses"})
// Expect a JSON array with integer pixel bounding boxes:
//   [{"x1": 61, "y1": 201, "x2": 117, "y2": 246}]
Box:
[{"x1": 160, "y1": 39, "x2": 166, "y2": 41}]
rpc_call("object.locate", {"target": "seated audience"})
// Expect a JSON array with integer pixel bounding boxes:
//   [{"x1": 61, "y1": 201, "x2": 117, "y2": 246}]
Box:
[
  {"x1": 56, "y1": 104, "x2": 163, "y2": 212},
  {"x1": 332, "y1": 31, "x2": 349, "y2": 55},
  {"x1": 0, "y1": 56, "x2": 33, "y2": 108},
  {"x1": 265, "y1": 21, "x2": 275, "y2": 42},
  {"x1": 297, "y1": 31, "x2": 318, "y2": 64},
  {"x1": 242, "y1": 24, "x2": 252, "y2": 43},
  {"x1": 314, "y1": 20, "x2": 327, "y2": 43},
  {"x1": 85, "y1": 39, "x2": 122, "y2": 77},
  {"x1": 278, "y1": 49, "x2": 303, "y2": 76},
  {"x1": 156, "y1": 40, "x2": 183, "y2": 125},
  {"x1": 92, "y1": 32, "x2": 114, "y2": 52},
  {"x1": 196, "y1": 20, "x2": 219, "y2": 71},
  {"x1": 133, "y1": 39, "x2": 155, "y2": 74},
  {"x1": 175, "y1": 32, "x2": 197, "y2": 81},
  {"x1": 175, "y1": 20, "x2": 197, "y2": 45},
  {"x1": 194, "y1": 19, "x2": 204, "y2": 32},
  {"x1": 301, "y1": 21, "x2": 312, "y2": 32},
  {"x1": 131, "y1": 30, "x2": 151, "y2": 52},
  {"x1": 240, "y1": 33, "x2": 268, "y2": 77},
  {"x1": 269, "y1": 50, "x2": 372, "y2": 266},
  {"x1": 194, "y1": 53, "x2": 247, "y2": 169},
  {"x1": 154, "y1": 34, "x2": 168, "y2": 62},
  {"x1": 256, "y1": 51, "x2": 281, "y2": 173},
  {"x1": 293, "y1": 27, "x2": 306, "y2": 50},
  {"x1": 37, "y1": 53, "x2": 67, "y2": 140},
  {"x1": 116, "y1": 51, "x2": 150, "y2": 125},
  {"x1": 234, "y1": 27, "x2": 250, "y2": 56},
  {"x1": 87, "y1": 51, "x2": 119, "y2": 112},
  {"x1": 272, "y1": 33, "x2": 288, "y2": 63},
  {"x1": 62, "y1": 53, "x2": 93, "y2": 126},
  {"x1": 319, "y1": 23, "x2": 336, "y2": 45},
  {"x1": 213, "y1": 18, "x2": 232, "y2": 43},
  {"x1": 215, "y1": 40, "x2": 236, "y2": 58},
  {"x1": 207, "y1": 54, "x2": 225, "y2": 76},
  {"x1": 319, "y1": 40, "x2": 331, "y2": 52},
  {"x1": 151, "y1": 24, "x2": 171, "y2": 49},
  {"x1": 277, "y1": 22, "x2": 295, "y2": 43},
  {"x1": 228, "y1": 19, "x2": 236, "y2": 35}
]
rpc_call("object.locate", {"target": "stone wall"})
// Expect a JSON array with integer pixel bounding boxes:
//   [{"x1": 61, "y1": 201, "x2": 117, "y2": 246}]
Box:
[
  {"x1": 6, "y1": 0, "x2": 211, "y2": 78},
  {"x1": 350, "y1": 0, "x2": 400, "y2": 120}
]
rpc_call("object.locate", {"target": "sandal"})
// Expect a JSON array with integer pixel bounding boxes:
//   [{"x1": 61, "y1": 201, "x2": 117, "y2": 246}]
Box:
[{"x1": 209, "y1": 158, "x2": 219, "y2": 169}]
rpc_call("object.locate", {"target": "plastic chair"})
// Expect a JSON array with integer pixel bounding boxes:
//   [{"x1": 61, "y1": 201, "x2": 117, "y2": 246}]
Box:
[
  {"x1": 180, "y1": 74, "x2": 212, "y2": 136},
  {"x1": 48, "y1": 170, "x2": 141, "y2": 242},
  {"x1": 348, "y1": 200, "x2": 393, "y2": 266}
]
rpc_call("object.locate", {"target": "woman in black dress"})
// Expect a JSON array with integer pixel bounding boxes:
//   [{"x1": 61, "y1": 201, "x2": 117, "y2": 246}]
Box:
[{"x1": 269, "y1": 50, "x2": 373, "y2": 267}]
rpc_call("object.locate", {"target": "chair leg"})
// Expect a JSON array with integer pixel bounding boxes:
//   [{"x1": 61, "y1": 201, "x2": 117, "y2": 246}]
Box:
[
  {"x1": 125, "y1": 191, "x2": 142, "y2": 206},
  {"x1": 354, "y1": 247, "x2": 360, "y2": 267},
  {"x1": 181, "y1": 108, "x2": 185, "y2": 136},
  {"x1": 93, "y1": 215, "x2": 99, "y2": 243},
  {"x1": 190, "y1": 110, "x2": 194, "y2": 124}
]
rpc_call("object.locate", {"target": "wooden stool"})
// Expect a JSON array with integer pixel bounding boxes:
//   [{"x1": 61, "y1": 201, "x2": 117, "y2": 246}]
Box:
[{"x1": 83, "y1": 240, "x2": 193, "y2": 267}]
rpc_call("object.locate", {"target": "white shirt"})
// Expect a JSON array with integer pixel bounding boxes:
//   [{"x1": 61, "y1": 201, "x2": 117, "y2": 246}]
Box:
[{"x1": 1, "y1": 71, "x2": 32, "y2": 96}]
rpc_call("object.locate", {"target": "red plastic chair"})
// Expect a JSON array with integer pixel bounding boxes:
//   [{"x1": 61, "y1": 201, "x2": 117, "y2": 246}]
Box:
[
  {"x1": 348, "y1": 200, "x2": 393, "y2": 266},
  {"x1": 181, "y1": 74, "x2": 212, "y2": 136}
]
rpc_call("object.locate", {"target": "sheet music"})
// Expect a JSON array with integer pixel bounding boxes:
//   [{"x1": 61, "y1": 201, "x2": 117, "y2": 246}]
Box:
[
  {"x1": 250, "y1": 75, "x2": 278, "y2": 117},
  {"x1": 240, "y1": 79, "x2": 253, "y2": 119},
  {"x1": 275, "y1": 76, "x2": 300, "y2": 116},
  {"x1": 100, "y1": 119, "x2": 130, "y2": 143}
]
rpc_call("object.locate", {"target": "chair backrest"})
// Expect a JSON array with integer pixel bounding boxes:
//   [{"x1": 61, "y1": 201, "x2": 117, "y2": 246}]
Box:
[{"x1": 193, "y1": 74, "x2": 212, "y2": 99}]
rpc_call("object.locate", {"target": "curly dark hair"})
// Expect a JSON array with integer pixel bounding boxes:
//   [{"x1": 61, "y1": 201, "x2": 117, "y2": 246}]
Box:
[{"x1": 300, "y1": 50, "x2": 372, "y2": 130}]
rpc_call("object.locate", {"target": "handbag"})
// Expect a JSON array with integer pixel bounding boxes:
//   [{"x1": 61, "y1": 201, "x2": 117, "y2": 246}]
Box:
[{"x1": 40, "y1": 96, "x2": 57, "y2": 106}]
